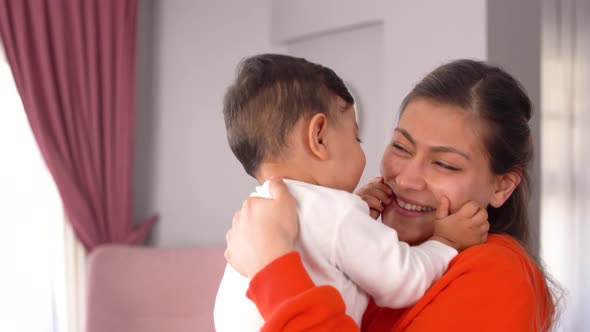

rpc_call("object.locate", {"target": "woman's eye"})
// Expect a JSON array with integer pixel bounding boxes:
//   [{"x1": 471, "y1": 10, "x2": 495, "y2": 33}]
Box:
[
  {"x1": 392, "y1": 142, "x2": 410, "y2": 154},
  {"x1": 434, "y1": 161, "x2": 461, "y2": 171},
  {"x1": 356, "y1": 137, "x2": 363, "y2": 143}
]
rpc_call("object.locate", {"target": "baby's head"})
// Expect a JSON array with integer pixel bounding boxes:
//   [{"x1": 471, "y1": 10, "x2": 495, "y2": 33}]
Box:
[{"x1": 223, "y1": 54, "x2": 365, "y2": 192}]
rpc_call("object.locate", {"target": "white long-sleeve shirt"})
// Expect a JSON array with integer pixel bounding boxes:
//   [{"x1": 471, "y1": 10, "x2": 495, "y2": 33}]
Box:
[{"x1": 214, "y1": 179, "x2": 457, "y2": 330}]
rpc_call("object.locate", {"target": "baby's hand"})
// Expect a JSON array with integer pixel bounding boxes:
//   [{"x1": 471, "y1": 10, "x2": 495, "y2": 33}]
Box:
[
  {"x1": 431, "y1": 197, "x2": 490, "y2": 251},
  {"x1": 355, "y1": 177, "x2": 393, "y2": 220}
]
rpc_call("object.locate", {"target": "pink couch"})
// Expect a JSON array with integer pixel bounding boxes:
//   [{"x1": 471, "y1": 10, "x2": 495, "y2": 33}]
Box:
[{"x1": 86, "y1": 245, "x2": 226, "y2": 332}]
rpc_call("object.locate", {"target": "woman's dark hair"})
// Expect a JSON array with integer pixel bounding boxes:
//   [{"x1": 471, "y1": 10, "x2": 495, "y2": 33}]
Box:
[{"x1": 400, "y1": 59, "x2": 559, "y2": 330}]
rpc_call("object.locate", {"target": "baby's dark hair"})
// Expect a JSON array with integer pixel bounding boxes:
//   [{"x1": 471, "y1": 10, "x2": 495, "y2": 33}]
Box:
[{"x1": 223, "y1": 54, "x2": 354, "y2": 177}]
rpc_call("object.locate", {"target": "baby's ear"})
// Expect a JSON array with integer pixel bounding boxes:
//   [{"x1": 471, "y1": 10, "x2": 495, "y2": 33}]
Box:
[
  {"x1": 489, "y1": 169, "x2": 522, "y2": 208},
  {"x1": 308, "y1": 113, "x2": 329, "y2": 160}
]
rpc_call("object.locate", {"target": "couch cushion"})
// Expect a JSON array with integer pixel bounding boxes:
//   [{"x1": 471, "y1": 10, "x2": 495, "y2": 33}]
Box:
[{"x1": 87, "y1": 245, "x2": 226, "y2": 332}]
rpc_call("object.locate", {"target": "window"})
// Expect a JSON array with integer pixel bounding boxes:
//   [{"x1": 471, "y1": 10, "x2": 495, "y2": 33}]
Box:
[
  {"x1": 541, "y1": 1, "x2": 590, "y2": 330},
  {"x1": 0, "y1": 43, "x2": 67, "y2": 331}
]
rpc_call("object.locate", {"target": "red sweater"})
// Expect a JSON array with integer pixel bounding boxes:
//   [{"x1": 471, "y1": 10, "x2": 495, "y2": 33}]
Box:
[{"x1": 247, "y1": 234, "x2": 553, "y2": 332}]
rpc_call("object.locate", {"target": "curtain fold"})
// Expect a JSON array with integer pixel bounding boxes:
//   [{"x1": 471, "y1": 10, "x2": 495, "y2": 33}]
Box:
[{"x1": 0, "y1": 0, "x2": 156, "y2": 251}]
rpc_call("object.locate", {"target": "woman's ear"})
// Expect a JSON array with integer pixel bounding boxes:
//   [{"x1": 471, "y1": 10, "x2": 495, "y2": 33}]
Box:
[
  {"x1": 489, "y1": 168, "x2": 522, "y2": 208},
  {"x1": 307, "y1": 113, "x2": 329, "y2": 160}
]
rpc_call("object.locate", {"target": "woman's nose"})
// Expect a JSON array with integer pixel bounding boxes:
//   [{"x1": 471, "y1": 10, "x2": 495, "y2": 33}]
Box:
[{"x1": 395, "y1": 164, "x2": 427, "y2": 191}]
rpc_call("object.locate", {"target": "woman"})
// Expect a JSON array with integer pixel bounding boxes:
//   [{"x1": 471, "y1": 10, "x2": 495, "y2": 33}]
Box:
[{"x1": 225, "y1": 59, "x2": 557, "y2": 331}]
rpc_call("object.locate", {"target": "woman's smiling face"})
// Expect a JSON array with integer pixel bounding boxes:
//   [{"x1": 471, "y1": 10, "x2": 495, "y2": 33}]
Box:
[{"x1": 380, "y1": 97, "x2": 498, "y2": 244}]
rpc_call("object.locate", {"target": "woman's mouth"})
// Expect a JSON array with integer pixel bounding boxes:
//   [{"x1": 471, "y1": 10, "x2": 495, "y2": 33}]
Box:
[
  {"x1": 390, "y1": 194, "x2": 435, "y2": 216},
  {"x1": 395, "y1": 197, "x2": 434, "y2": 212}
]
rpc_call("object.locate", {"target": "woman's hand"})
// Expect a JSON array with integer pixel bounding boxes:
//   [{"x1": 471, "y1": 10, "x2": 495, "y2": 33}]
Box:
[
  {"x1": 355, "y1": 176, "x2": 393, "y2": 219},
  {"x1": 225, "y1": 177, "x2": 299, "y2": 279}
]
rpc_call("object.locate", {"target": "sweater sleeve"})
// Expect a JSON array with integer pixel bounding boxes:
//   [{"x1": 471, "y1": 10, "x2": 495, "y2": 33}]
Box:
[{"x1": 247, "y1": 252, "x2": 361, "y2": 332}]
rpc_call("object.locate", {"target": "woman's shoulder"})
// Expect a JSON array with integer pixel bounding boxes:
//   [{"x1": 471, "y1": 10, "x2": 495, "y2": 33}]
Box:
[
  {"x1": 432, "y1": 234, "x2": 546, "y2": 311},
  {"x1": 449, "y1": 234, "x2": 542, "y2": 285},
  {"x1": 390, "y1": 234, "x2": 552, "y2": 331},
  {"x1": 461, "y1": 233, "x2": 528, "y2": 259}
]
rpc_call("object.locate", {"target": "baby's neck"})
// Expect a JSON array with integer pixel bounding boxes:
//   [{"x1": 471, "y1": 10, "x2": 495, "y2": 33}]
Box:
[{"x1": 255, "y1": 162, "x2": 319, "y2": 186}]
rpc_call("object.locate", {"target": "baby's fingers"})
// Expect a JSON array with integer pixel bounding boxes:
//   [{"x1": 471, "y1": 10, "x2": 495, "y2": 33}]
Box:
[
  {"x1": 358, "y1": 186, "x2": 392, "y2": 205},
  {"x1": 356, "y1": 177, "x2": 393, "y2": 199},
  {"x1": 369, "y1": 208, "x2": 381, "y2": 220},
  {"x1": 479, "y1": 227, "x2": 489, "y2": 243},
  {"x1": 472, "y1": 208, "x2": 490, "y2": 242},
  {"x1": 436, "y1": 196, "x2": 450, "y2": 219},
  {"x1": 361, "y1": 195, "x2": 386, "y2": 212},
  {"x1": 472, "y1": 208, "x2": 489, "y2": 225},
  {"x1": 457, "y1": 201, "x2": 480, "y2": 218}
]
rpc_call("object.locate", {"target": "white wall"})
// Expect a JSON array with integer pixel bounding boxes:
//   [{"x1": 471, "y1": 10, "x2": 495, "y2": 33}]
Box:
[
  {"x1": 138, "y1": 0, "x2": 541, "y2": 248},
  {"x1": 271, "y1": 0, "x2": 385, "y2": 43},
  {"x1": 383, "y1": 0, "x2": 487, "y2": 132},
  {"x1": 136, "y1": 0, "x2": 284, "y2": 247}
]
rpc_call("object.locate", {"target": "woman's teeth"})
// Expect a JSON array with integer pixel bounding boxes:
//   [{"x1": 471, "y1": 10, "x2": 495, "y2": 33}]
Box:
[{"x1": 396, "y1": 198, "x2": 434, "y2": 212}]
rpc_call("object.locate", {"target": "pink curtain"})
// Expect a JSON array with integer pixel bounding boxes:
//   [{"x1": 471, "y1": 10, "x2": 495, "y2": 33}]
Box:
[{"x1": 0, "y1": 0, "x2": 156, "y2": 251}]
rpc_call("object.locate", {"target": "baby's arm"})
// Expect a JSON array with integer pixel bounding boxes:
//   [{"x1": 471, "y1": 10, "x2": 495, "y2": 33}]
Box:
[{"x1": 332, "y1": 200, "x2": 457, "y2": 308}]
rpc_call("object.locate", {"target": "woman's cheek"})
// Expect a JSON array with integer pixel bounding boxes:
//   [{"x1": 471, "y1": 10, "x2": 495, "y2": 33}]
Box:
[
  {"x1": 380, "y1": 151, "x2": 403, "y2": 180},
  {"x1": 432, "y1": 176, "x2": 487, "y2": 212},
  {"x1": 379, "y1": 153, "x2": 393, "y2": 179},
  {"x1": 427, "y1": 177, "x2": 465, "y2": 213}
]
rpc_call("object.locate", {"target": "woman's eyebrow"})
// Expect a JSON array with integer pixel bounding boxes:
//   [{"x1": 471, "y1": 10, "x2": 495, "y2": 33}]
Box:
[
  {"x1": 394, "y1": 128, "x2": 415, "y2": 145},
  {"x1": 430, "y1": 146, "x2": 471, "y2": 160},
  {"x1": 395, "y1": 127, "x2": 470, "y2": 160}
]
